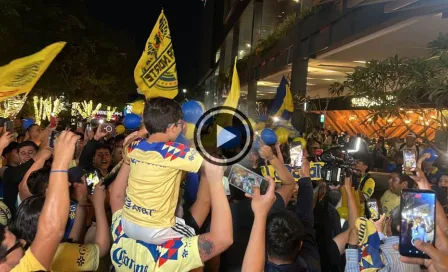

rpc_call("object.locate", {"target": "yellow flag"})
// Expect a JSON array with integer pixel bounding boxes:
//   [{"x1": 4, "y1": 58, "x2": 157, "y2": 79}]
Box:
[
  {"x1": 223, "y1": 57, "x2": 240, "y2": 109},
  {"x1": 134, "y1": 10, "x2": 178, "y2": 99},
  {"x1": 0, "y1": 42, "x2": 66, "y2": 102},
  {"x1": 284, "y1": 82, "x2": 294, "y2": 112}
]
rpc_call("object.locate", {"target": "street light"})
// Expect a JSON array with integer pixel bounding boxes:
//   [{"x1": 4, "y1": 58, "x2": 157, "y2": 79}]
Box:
[
  {"x1": 205, "y1": 91, "x2": 209, "y2": 95},
  {"x1": 182, "y1": 89, "x2": 187, "y2": 93}
]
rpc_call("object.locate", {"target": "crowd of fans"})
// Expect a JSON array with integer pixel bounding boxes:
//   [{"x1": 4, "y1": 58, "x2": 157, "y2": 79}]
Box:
[{"x1": 0, "y1": 101, "x2": 447, "y2": 272}]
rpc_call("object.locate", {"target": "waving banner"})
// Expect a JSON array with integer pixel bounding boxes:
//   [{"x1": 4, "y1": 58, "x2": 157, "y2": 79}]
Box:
[
  {"x1": 134, "y1": 10, "x2": 178, "y2": 99},
  {"x1": 0, "y1": 42, "x2": 66, "y2": 102}
]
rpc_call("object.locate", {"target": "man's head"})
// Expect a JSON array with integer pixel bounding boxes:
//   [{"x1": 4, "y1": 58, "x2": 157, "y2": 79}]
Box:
[
  {"x1": 439, "y1": 175, "x2": 448, "y2": 188},
  {"x1": 0, "y1": 225, "x2": 25, "y2": 271},
  {"x1": 18, "y1": 141, "x2": 38, "y2": 164},
  {"x1": 388, "y1": 172, "x2": 415, "y2": 195},
  {"x1": 27, "y1": 167, "x2": 50, "y2": 196},
  {"x1": 248, "y1": 149, "x2": 260, "y2": 166},
  {"x1": 94, "y1": 144, "x2": 112, "y2": 172},
  {"x1": 266, "y1": 210, "x2": 305, "y2": 264},
  {"x1": 355, "y1": 158, "x2": 370, "y2": 175},
  {"x1": 10, "y1": 195, "x2": 45, "y2": 246},
  {"x1": 26, "y1": 124, "x2": 41, "y2": 142},
  {"x1": 143, "y1": 98, "x2": 184, "y2": 141},
  {"x1": 2, "y1": 142, "x2": 20, "y2": 167},
  {"x1": 406, "y1": 133, "x2": 416, "y2": 147}
]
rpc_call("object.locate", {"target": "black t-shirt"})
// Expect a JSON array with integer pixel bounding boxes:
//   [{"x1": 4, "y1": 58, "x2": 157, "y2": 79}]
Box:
[
  {"x1": 3, "y1": 159, "x2": 34, "y2": 216},
  {"x1": 220, "y1": 193, "x2": 285, "y2": 271}
]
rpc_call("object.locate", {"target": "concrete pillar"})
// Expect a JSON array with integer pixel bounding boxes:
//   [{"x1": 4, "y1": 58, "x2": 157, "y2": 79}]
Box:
[{"x1": 290, "y1": 25, "x2": 309, "y2": 133}]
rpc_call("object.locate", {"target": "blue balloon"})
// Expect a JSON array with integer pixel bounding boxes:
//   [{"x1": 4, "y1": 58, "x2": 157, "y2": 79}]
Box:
[
  {"x1": 22, "y1": 119, "x2": 35, "y2": 131},
  {"x1": 182, "y1": 101, "x2": 204, "y2": 124},
  {"x1": 423, "y1": 148, "x2": 438, "y2": 162},
  {"x1": 219, "y1": 126, "x2": 241, "y2": 149},
  {"x1": 261, "y1": 128, "x2": 277, "y2": 145},
  {"x1": 175, "y1": 134, "x2": 190, "y2": 147},
  {"x1": 123, "y1": 113, "x2": 141, "y2": 130}
]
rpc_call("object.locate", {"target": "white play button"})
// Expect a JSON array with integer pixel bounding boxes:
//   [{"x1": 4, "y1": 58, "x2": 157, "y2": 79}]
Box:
[{"x1": 217, "y1": 125, "x2": 237, "y2": 148}]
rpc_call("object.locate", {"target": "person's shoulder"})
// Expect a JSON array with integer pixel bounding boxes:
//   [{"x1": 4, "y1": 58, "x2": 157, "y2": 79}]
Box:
[{"x1": 11, "y1": 249, "x2": 46, "y2": 272}]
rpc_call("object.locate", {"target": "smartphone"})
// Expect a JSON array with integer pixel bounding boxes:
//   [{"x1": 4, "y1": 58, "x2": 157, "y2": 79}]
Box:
[
  {"x1": 85, "y1": 124, "x2": 92, "y2": 133},
  {"x1": 228, "y1": 164, "x2": 269, "y2": 195},
  {"x1": 50, "y1": 114, "x2": 57, "y2": 129},
  {"x1": 86, "y1": 170, "x2": 100, "y2": 195},
  {"x1": 403, "y1": 149, "x2": 417, "y2": 175},
  {"x1": 399, "y1": 189, "x2": 436, "y2": 258},
  {"x1": 102, "y1": 123, "x2": 115, "y2": 134},
  {"x1": 48, "y1": 130, "x2": 60, "y2": 149},
  {"x1": 290, "y1": 143, "x2": 303, "y2": 168},
  {"x1": 4, "y1": 121, "x2": 14, "y2": 134},
  {"x1": 367, "y1": 199, "x2": 380, "y2": 220}
]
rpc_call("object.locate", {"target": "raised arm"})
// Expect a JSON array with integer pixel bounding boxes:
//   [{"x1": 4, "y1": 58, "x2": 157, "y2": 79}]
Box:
[
  {"x1": 259, "y1": 143, "x2": 295, "y2": 205},
  {"x1": 242, "y1": 176, "x2": 276, "y2": 272},
  {"x1": 0, "y1": 132, "x2": 13, "y2": 158},
  {"x1": 88, "y1": 183, "x2": 110, "y2": 257},
  {"x1": 197, "y1": 162, "x2": 233, "y2": 263},
  {"x1": 31, "y1": 131, "x2": 80, "y2": 270}
]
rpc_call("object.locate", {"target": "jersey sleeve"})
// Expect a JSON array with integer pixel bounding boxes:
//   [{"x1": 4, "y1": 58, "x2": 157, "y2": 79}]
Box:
[
  {"x1": 123, "y1": 138, "x2": 143, "y2": 164},
  {"x1": 162, "y1": 143, "x2": 203, "y2": 173},
  {"x1": 362, "y1": 178, "x2": 375, "y2": 199},
  {"x1": 11, "y1": 249, "x2": 46, "y2": 272},
  {"x1": 52, "y1": 243, "x2": 100, "y2": 271}
]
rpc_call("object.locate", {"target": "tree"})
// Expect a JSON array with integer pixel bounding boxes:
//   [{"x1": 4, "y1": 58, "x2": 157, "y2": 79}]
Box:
[
  {"x1": 329, "y1": 33, "x2": 448, "y2": 151},
  {"x1": 0, "y1": 0, "x2": 138, "y2": 108}
]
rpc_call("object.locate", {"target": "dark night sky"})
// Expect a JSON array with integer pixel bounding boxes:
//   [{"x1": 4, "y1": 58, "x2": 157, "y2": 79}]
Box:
[{"x1": 88, "y1": 0, "x2": 203, "y2": 89}]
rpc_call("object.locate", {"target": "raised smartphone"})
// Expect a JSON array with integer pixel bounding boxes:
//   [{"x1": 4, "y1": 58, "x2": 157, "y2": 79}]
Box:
[
  {"x1": 403, "y1": 149, "x2": 417, "y2": 175},
  {"x1": 290, "y1": 143, "x2": 303, "y2": 168},
  {"x1": 366, "y1": 199, "x2": 380, "y2": 220},
  {"x1": 399, "y1": 189, "x2": 436, "y2": 258},
  {"x1": 228, "y1": 164, "x2": 269, "y2": 195}
]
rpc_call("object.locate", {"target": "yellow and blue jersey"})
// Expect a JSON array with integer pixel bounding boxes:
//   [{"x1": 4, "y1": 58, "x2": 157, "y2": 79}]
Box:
[{"x1": 123, "y1": 139, "x2": 203, "y2": 228}]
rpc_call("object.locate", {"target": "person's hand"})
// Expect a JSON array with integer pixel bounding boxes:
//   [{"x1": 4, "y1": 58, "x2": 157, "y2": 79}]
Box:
[
  {"x1": 94, "y1": 124, "x2": 108, "y2": 141},
  {"x1": 411, "y1": 168, "x2": 431, "y2": 190},
  {"x1": 299, "y1": 155, "x2": 310, "y2": 178},
  {"x1": 275, "y1": 142, "x2": 281, "y2": 150},
  {"x1": 258, "y1": 140, "x2": 274, "y2": 160},
  {"x1": 52, "y1": 131, "x2": 80, "y2": 170},
  {"x1": 343, "y1": 176, "x2": 353, "y2": 190},
  {"x1": 202, "y1": 160, "x2": 224, "y2": 184},
  {"x1": 39, "y1": 127, "x2": 51, "y2": 144},
  {"x1": 399, "y1": 241, "x2": 448, "y2": 272},
  {"x1": 371, "y1": 213, "x2": 386, "y2": 233},
  {"x1": 85, "y1": 127, "x2": 94, "y2": 141},
  {"x1": 348, "y1": 227, "x2": 359, "y2": 246},
  {"x1": 0, "y1": 132, "x2": 14, "y2": 150},
  {"x1": 88, "y1": 182, "x2": 106, "y2": 207},
  {"x1": 246, "y1": 176, "x2": 276, "y2": 218}
]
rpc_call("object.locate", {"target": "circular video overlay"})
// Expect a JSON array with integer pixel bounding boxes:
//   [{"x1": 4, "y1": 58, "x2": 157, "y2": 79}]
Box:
[{"x1": 193, "y1": 106, "x2": 254, "y2": 166}]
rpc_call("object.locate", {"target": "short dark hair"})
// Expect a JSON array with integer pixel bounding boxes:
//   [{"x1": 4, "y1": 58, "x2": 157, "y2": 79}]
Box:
[
  {"x1": 95, "y1": 143, "x2": 112, "y2": 153},
  {"x1": 2, "y1": 142, "x2": 19, "y2": 157},
  {"x1": 143, "y1": 98, "x2": 183, "y2": 134},
  {"x1": 266, "y1": 210, "x2": 305, "y2": 263},
  {"x1": 27, "y1": 167, "x2": 50, "y2": 195},
  {"x1": 9, "y1": 195, "x2": 45, "y2": 245},
  {"x1": 357, "y1": 157, "x2": 371, "y2": 173},
  {"x1": 18, "y1": 141, "x2": 38, "y2": 152}
]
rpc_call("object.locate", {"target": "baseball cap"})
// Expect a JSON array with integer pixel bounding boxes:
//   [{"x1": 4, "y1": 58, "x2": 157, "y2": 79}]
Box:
[
  {"x1": 2, "y1": 142, "x2": 19, "y2": 157},
  {"x1": 68, "y1": 167, "x2": 85, "y2": 183}
]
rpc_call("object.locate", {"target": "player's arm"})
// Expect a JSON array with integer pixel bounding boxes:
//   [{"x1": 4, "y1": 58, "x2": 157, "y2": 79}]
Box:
[
  {"x1": 109, "y1": 162, "x2": 130, "y2": 214},
  {"x1": 31, "y1": 132, "x2": 80, "y2": 269},
  {"x1": 197, "y1": 164, "x2": 233, "y2": 263},
  {"x1": 359, "y1": 178, "x2": 375, "y2": 202}
]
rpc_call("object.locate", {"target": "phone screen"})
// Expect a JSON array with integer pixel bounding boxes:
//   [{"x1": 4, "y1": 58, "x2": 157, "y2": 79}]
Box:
[
  {"x1": 367, "y1": 199, "x2": 379, "y2": 220},
  {"x1": 4, "y1": 121, "x2": 14, "y2": 134},
  {"x1": 86, "y1": 170, "x2": 100, "y2": 195},
  {"x1": 228, "y1": 164, "x2": 269, "y2": 195},
  {"x1": 50, "y1": 115, "x2": 57, "y2": 129},
  {"x1": 403, "y1": 149, "x2": 417, "y2": 175},
  {"x1": 290, "y1": 144, "x2": 303, "y2": 168},
  {"x1": 400, "y1": 189, "x2": 436, "y2": 258},
  {"x1": 48, "y1": 130, "x2": 60, "y2": 149}
]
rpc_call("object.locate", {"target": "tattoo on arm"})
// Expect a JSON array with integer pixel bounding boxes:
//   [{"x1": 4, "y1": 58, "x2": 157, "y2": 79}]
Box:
[{"x1": 198, "y1": 235, "x2": 215, "y2": 262}]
